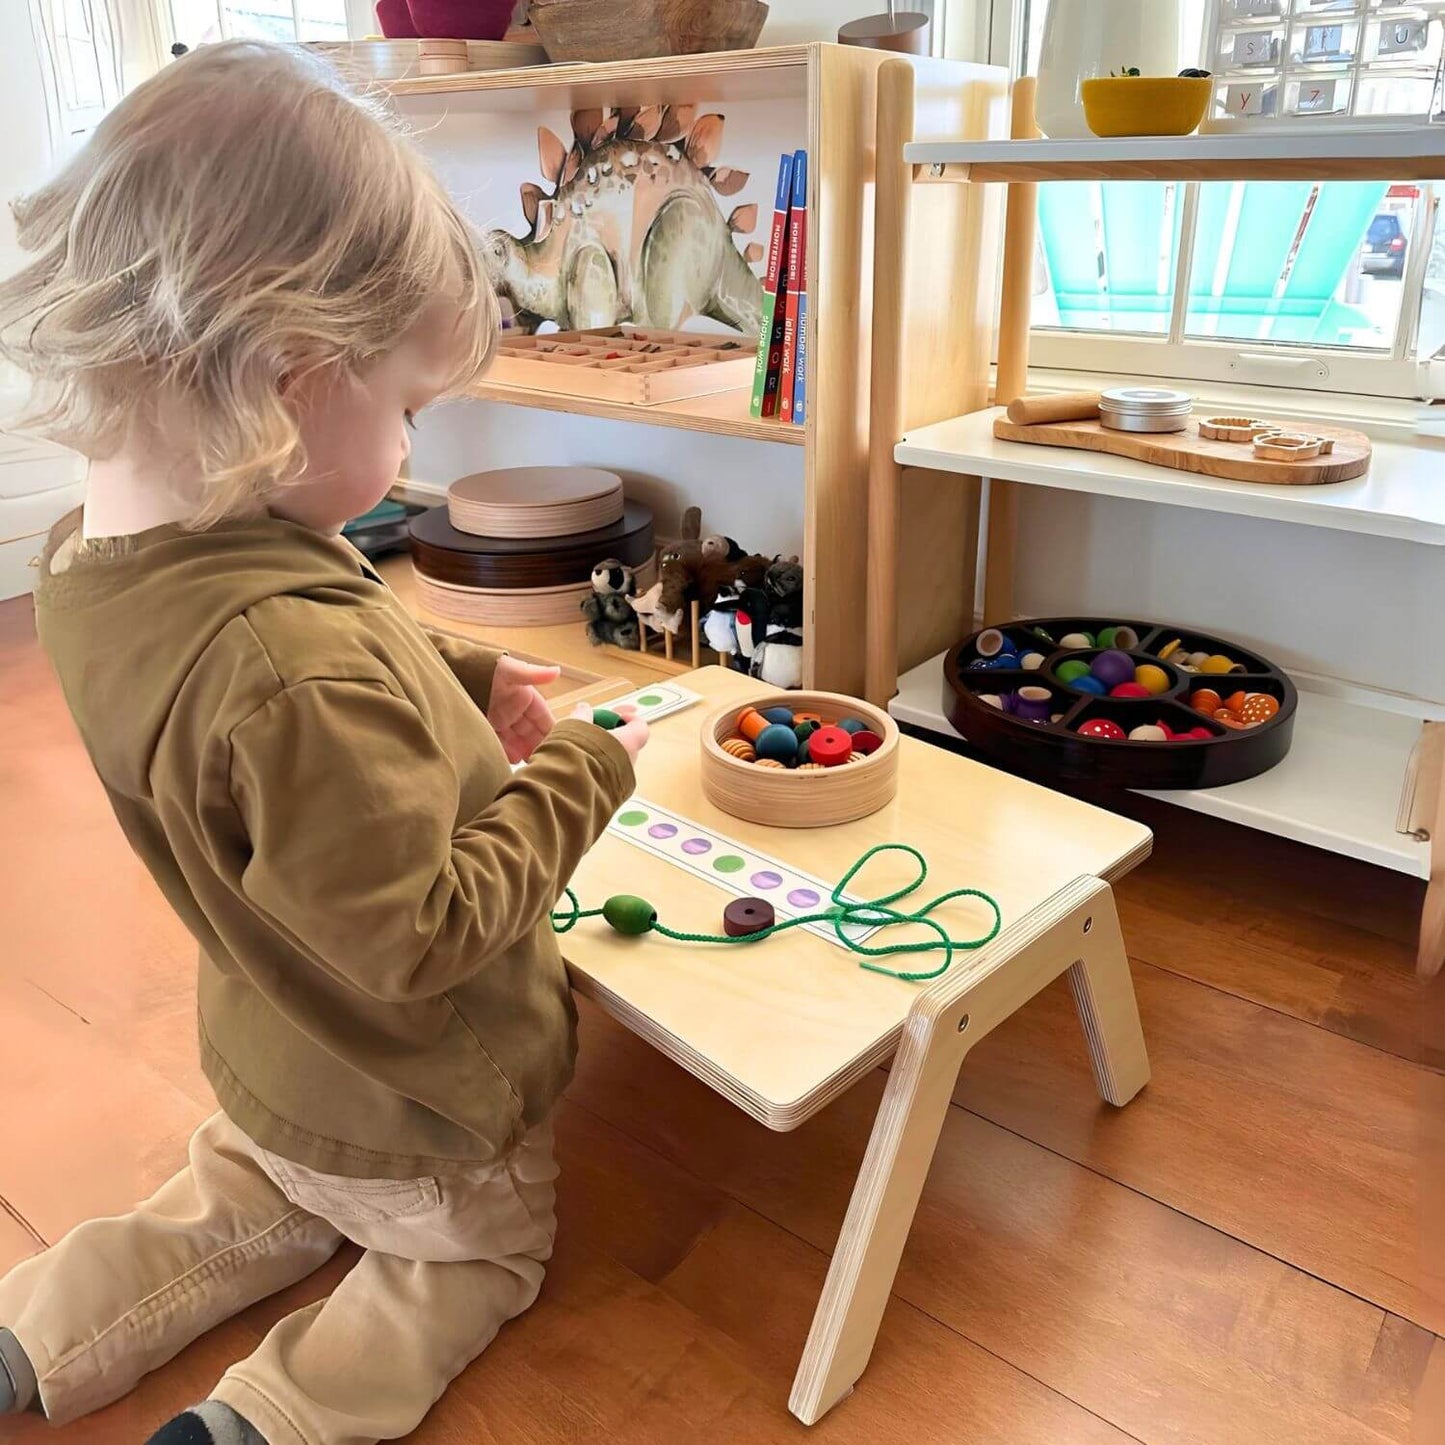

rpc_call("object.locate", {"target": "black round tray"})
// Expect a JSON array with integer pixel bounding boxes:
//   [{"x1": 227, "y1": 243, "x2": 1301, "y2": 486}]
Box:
[
  {"x1": 408, "y1": 501, "x2": 654, "y2": 589},
  {"x1": 943, "y1": 616, "x2": 1297, "y2": 790}
]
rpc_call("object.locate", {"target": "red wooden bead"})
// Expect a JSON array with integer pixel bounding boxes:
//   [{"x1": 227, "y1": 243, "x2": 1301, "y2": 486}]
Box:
[
  {"x1": 808, "y1": 725, "x2": 854, "y2": 766},
  {"x1": 849, "y1": 729, "x2": 883, "y2": 755}
]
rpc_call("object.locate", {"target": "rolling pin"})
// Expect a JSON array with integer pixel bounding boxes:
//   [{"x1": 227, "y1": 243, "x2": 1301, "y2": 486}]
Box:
[{"x1": 1005, "y1": 391, "x2": 1102, "y2": 425}]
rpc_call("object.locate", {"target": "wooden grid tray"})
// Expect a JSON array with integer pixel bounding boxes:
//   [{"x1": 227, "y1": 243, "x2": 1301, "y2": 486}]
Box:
[{"x1": 491, "y1": 327, "x2": 756, "y2": 405}]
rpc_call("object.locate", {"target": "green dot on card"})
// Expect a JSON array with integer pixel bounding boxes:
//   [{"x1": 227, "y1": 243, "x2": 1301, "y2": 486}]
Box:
[
  {"x1": 618, "y1": 810, "x2": 648, "y2": 827},
  {"x1": 713, "y1": 855, "x2": 746, "y2": 874},
  {"x1": 637, "y1": 693, "x2": 663, "y2": 707}
]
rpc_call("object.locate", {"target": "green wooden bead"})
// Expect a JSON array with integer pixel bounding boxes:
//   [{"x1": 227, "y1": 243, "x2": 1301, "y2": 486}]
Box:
[
  {"x1": 592, "y1": 708, "x2": 624, "y2": 730},
  {"x1": 794, "y1": 719, "x2": 820, "y2": 744},
  {"x1": 602, "y1": 895, "x2": 657, "y2": 935}
]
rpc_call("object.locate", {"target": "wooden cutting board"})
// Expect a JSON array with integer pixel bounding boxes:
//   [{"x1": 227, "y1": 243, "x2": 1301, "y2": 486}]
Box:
[{"x1": 991, "y1": 415, "x2": 1372, "y2": 485}]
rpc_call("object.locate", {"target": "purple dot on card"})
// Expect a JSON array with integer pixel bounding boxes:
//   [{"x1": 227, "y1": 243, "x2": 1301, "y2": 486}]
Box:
[
  {"x1": 648, "y1": 823, "x2": 678, "y2": 840},
  {"x1": 750, "y1": 870, "x2": 783, "y2": 890},
  {"x1": 787, "y1": 887, "x2": 821, "y2": 909},
  {"x1": 681, "y1": 837, "x2": 711, "y2": 855}
]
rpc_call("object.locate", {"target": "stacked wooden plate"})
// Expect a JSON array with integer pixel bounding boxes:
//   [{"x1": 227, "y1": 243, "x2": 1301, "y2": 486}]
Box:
[
  {"x1": 303, "y1": 37, "x2": 546, "y2": 83},
  {"x1": 410, "y1": 467, "x2": 653, "y2": 627},
  {"x1": 447, "y1": 465, "x2": 623, "y2": 538}
]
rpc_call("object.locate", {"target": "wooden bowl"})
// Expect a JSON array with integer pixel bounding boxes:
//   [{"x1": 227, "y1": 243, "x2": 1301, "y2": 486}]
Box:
[
  {"x1": 700, "y1": 690, "x2": 899, "y2": 829},
  {"x1": 1081, "y1": 76, "x2": 1211, "y2": 138},
  {"x1": 528, "y1": 0, "x2": 769, "y2": 62}
]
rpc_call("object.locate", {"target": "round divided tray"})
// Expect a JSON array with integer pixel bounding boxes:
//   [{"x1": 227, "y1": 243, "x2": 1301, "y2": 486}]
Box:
[
  {"x1": 700, "y1": 691, "x2": 900, "y2": 829},
  {"x1": 943, "y1": 617, "x2": 1297, "y2": 790}
]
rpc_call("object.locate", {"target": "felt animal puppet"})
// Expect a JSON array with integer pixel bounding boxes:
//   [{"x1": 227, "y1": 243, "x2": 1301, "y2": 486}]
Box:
[
  {"x1": 639, "y1": 546, "x2": 769, "y2": 635},
  {"x1": 701, "y1": 534, "x2": 746, "y2": 563},
  {"x1": 701, "y1": 579, "x2": 745, "y2": 665},
  {"x1": 755, "y1": 619, "x2": 803, "y2": 688},
  {"x1": 763, "y1": 556, "x2": 804, "y2": 630},
  {"x1": 590, "y1": 557, "x2": 636, "y2": 597},
  {"x1": 581, "y1": 590, "x2": 639, "y2": 649}
]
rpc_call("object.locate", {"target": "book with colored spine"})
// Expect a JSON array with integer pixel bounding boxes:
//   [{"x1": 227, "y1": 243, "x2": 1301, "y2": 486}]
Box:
[
  {"x1": 749, "y1": 152, "x2": 795, "y2": 419},
  {"x1": 778, "y1": 149, "x2": 807, "y2": 424}
]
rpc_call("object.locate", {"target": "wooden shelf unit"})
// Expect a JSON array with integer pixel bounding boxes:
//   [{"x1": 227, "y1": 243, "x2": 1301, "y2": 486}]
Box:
[
  {"x1": 390, "y1": 44, "x2": 1009, "y2": 697},
  {"x1": 465, "y1": 379, "x2": 804, "y2": 445},
  {"x1": 866, "y1": 94, "x2": 1445, "y2": 975}
]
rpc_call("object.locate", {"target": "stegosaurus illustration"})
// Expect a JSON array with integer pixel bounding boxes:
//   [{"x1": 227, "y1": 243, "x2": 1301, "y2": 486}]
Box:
[{"x1": 482, "y1": 105, "x2": 765, "y2": 336}]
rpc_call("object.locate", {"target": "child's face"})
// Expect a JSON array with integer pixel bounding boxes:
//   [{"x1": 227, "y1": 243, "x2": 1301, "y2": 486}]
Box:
[{"x1": 274, "y1": 303, "x2": 465, "y2": 534}]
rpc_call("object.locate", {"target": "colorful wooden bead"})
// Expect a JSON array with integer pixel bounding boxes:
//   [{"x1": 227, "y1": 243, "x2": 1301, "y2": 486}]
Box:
[
  {"x1": 1097, "y1": 625, "x2": 1140, "y2": 651},
  {"x1": 1198, "y1": 654, "x2": 1241, "y2": 675},
  {"x1": 754, "y1": 757, "x2": 787, "y2": 768},
  {"x1": 978, "y1": 693, "x2": 1005, "y2": 709},
  {"x1": 721, "y1": 737, "x2": 756, "y2": 762},
  {"x1": 1057, "y1": 660, "x2": 1091, "y2": 684},
  {"x1": 761, "y1": 705, "x2": 795, "y2": 727},
  {"x1": 1213, "y1": 708, "x2": 1246, "y2": 730},
  {"x1": 793, "y1": 719, "x2": 821, "y2": 745},
  {"x1": 1186, "y1": 726, "x2": 1214, "y2": 740},
  {"x1": 1078, "y1": 718, "x2": 1126, "y2": 739},
  {"x1": 797, "y1": 762, "x2": 826, "y2": 771},
  {"x1": 849, "y1": 729, "x2": 884, "y2": 755},
  {"x1": 1091, "y1": 649, "x2": 1135, "y2": 688},
  {"x1": 1110, "y1": 682, "x2": 1150, "y2": 699},
  {"x1": 838, "y1": 718, "x2": 869, "y2": 735},
  {"x1": 591, "y1": 707, "x2": 624, "y2": 730},
  {"x1": 1013, "y1": 685, "x2": 1053, "y2": 723},
  {"x1": 755, "y1": 724, "x2": 798, "y2": 763},
  {"x1": 1021, "y1": 651, "x2": 1045, "y2": 670},
  {"x1": 1059, "y1": 631, "x2": 1095, "y2": 649},
  {"x1": 808, "y1": 725, "x2": 854, "y2": 767},
  {"x1": 844, "y1": 751, "x2": 869, "y2": 763},
  {"x1": 1134, "y1": 664, "x2": 1171, "y2": 696},
  {"x1": 737, "y1": 707, "x2": 768, "y2": 741},
  {"x1": 975, "y1": 627, "x2": 1007, "y2": 658},
  {"x1": 1157, "y1": 637, "x2": 1183, "y2": 661},
  {"x1": 602, "y1": 894, "x2": 657, "y2": 935},
  {"x1": 1240, "y1": 693, "x2": 1279, "y2": 724},
  {"x1": 793, "y1": 712, "x2": 824, "y2": 727},
  {"x1": 1070, "y1": 675, "x2": 1107, "y2": 696},
  {"x1": 1129, "y1": 724, "x2": 1168, "y2": 742},
  {"x1": 723, "y1": 897, "x2": 776, "y2": 937},
  {"x1": 1189, "y1": 688, "x2": 1222, "y2": 715}
]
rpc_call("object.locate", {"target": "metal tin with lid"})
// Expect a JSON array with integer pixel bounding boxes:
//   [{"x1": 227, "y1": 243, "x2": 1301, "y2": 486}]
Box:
[{"x1": 1099, "y1": 386, "x2": 1194, "y2": 434}]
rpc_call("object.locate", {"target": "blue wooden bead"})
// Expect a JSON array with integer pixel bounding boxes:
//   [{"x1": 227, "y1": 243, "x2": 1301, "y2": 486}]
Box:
[
  {"x1": 838, "y1": 718, "x2": 869, "y2": 734},
  {"x1": 756, "y1": 723, "x2": 799, "y2": 762},
  {"x1": 762, "y1": 705, "x2": 795, "y2": 726},
  {"x1": 1070, "y1": 674, "x2": 1107, "y2": 695}
]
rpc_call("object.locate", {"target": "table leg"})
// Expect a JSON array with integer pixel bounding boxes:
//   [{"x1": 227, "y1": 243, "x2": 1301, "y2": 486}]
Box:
[{"x1": 788, "y1": 876, "x2": 1149, "y2": 1425}]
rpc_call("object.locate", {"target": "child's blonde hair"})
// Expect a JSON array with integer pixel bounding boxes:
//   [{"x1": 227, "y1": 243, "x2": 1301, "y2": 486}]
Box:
[{"x1": 0, "y1": 40, "x2": 497, "y2": 524}]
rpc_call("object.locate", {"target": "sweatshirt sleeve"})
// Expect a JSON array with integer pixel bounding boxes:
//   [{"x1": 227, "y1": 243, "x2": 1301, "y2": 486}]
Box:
[
  {"x1": 424, "y1": 630, "x2": 506, "y2": 712},
  {"x1": 228, "y1": 678, "x2": 633, "y2": 1002}
]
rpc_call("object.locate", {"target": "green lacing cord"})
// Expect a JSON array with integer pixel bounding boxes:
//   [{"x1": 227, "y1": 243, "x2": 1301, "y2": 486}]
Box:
[{"x1": 552, "y1": 842, "x2": 1002, "y2": 983}]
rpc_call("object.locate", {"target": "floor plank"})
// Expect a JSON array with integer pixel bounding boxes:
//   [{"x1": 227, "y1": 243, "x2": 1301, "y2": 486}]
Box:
[
  {"x1": 570, "y1": 1002, "x2": 1442, "y2": 1445},
  {"x1": 953, "y1": 961, "x2": 1445, "y2": 1335}
]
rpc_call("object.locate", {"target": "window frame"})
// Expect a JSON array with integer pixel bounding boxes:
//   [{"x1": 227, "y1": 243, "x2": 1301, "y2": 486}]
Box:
[{"x1": 965, "y1": 0, "x2": 1444, "y2": 401}]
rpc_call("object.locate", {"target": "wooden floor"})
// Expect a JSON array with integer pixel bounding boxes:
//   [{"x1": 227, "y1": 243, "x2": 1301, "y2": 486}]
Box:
[{"x1": 1, "y1": 590, "x2": 1442, "y2": 1443}]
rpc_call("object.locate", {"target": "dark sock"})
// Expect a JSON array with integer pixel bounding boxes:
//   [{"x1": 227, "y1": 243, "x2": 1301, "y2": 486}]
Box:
[
  {"x1": 0, "y1": 1328, "x2": 38, "y2": 1414},
  {"x1": 146, "y1": 1400, "x2": 267, "y2": 1445}
]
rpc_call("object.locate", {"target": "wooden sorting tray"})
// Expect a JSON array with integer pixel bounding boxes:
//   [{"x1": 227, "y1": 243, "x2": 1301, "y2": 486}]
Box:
[{"x1": 491, "y1": 327, "x2": 756, "y2": 404}]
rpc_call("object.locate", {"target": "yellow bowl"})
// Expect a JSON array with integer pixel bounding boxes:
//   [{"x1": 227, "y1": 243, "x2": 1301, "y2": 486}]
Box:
[{"x1": 1081, "y1": 76, "x2": 1212, "y2": 138}]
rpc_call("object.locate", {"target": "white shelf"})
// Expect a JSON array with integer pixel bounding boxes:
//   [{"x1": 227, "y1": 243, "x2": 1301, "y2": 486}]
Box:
[
  {"x1": 895, "y1": 409, "x2": 1445, "y2": 546},
  {"x1": 904, "y1": 128, "x2": 1445, "y2": 181},
  {"x1": 890, "y1": 653, "x2": 1428, "y2": 878}
]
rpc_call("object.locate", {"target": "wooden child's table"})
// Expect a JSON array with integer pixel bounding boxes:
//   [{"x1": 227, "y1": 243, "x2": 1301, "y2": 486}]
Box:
[{"x1": 561, "y1": 666, "x2": 1153, "y2": 1424}]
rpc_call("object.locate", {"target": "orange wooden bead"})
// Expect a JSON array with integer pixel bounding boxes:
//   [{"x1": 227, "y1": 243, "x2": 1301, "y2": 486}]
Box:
[
  {"x1": 1213, "y1": 708, "x2": 1247, "y2": 730},
  {"x1": 721, "y1": 737, "x2": 756, "y2": 762},
  {"x1": 1239, "y1": 693, "x2": 1280, "y2": 725},
  {"x1": 1190, "y1": 688, "x2": 1222, "y2": 715},
  {"x1": 844, "y1": 751, "x2": 868, "y2": 764},
  {"x1": 793, "y1": 711, "x2": 824, "y2": 726},
  {"x1": 737, "y1": 708, "x2": 768, "y2": 741},
  {"x1": 1223, "y1": 691, "x2": 1249, "y2": 714},
  {"x1": 754, "y1": 757, "x2": 786, "y2": 769}
]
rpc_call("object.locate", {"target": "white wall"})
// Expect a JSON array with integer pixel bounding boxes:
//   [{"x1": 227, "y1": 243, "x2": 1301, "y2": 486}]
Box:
[{"x1": 0, "y1": 7, "x2": 54, "y2": 279}]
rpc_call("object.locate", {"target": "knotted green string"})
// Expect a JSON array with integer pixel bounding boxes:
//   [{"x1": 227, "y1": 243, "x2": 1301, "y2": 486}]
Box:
[{"x1": 552, "y1": 842, "x2": 1002, "y2": 982}]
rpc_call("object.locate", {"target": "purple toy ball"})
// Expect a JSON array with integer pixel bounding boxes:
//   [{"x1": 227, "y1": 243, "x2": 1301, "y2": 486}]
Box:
[{"x1": 1091, "y1": 648, "x2": 1136, "y2": 689}]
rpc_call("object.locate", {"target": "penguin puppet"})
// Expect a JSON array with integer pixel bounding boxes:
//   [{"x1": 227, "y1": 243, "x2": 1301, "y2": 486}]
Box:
[{"x1": 734, "y1": 586, "x2": 803, "y2": 689}]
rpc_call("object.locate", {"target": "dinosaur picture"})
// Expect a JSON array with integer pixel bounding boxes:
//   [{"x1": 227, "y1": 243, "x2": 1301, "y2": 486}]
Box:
[{"x1": 481, "y1": 104, "x2": 766, "y2": 337}]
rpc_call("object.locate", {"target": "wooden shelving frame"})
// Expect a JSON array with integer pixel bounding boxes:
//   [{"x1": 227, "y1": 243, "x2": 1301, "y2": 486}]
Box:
[
  {"x1": 390, "y1": 44, "x2": 1008, "y2": 697},
  {"x1": 866, "y1": 92, "x2": 1445, "y2": 976}
]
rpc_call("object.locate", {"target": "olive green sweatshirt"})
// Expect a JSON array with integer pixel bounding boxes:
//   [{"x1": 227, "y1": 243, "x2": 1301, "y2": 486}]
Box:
[{"x1": 35, "y1": 512, "x2": 634, "y2": 1178}]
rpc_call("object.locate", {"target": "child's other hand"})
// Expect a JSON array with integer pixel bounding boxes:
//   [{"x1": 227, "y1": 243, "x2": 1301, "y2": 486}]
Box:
[
  {"x1": 488, "y1": 657, "x2": 560, "y2": 764},
  {"x1": 571, "y1": 704, "x2": 649, "y2": 765}
]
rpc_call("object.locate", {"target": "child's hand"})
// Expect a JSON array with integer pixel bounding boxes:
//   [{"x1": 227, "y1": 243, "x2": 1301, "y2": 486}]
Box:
[
  {"x1": 488, "y1": 657, "x2": 560, "y2": 764},
  {"x1": 571, "y1": 704, "x2": 649, "y2": 765}
]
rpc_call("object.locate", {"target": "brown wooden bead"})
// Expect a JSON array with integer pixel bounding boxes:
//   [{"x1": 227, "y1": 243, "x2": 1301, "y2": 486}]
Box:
[
  {"x1": 721, "y1": 737, "x2": 756, "y2": 762},
  {"x1": 723, "y1": 897, "x2": 776, "y2": 937}
]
